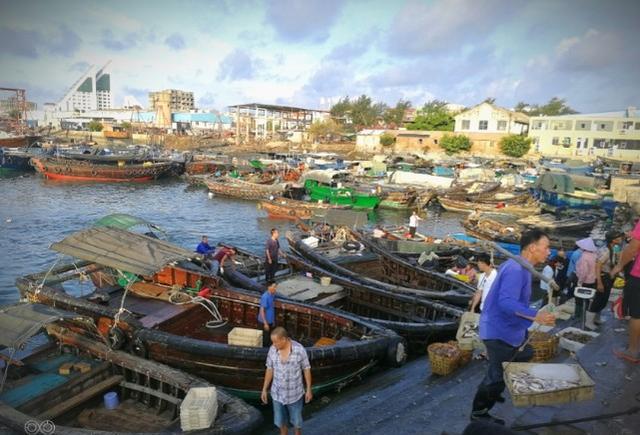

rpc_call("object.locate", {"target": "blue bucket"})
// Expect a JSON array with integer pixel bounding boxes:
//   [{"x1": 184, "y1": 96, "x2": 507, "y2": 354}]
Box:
[{"x1": 103, "y1": 391, "x2": 119, "y2": 410}]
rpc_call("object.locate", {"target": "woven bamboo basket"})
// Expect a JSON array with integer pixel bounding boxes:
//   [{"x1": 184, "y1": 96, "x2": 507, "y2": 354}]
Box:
[
  {"x1": 528, "y1": 331, "x2": 558, "y2": 362},
  {"x1": 428, "y1": 342, "x2": 461, "y2": 376},
  {"x1": 448, "y1": 340, "x2": 472, "y2": 367}
]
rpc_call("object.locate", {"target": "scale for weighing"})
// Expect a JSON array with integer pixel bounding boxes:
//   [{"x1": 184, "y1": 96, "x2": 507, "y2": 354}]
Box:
[{"x1": 574, "y1": 286, "x2": 597, "y2": 330}]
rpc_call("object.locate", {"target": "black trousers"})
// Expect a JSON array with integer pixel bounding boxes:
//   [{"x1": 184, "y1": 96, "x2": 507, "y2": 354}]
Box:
[
  {"x1": 589, "y1": 274, "x2": 613, "y2": 314},
  {"x1": 265, "y1": 261, "x2": 278, "y2": 282},
  {"x1": 262, "y1": 324, "x2": 275, "y2": 347},
  {"x1": 409, "y1": 226, "x2": 417, "y2": 237},
  {"x1": 471, "y1": 339, "x2": 533, "y2": 415}
]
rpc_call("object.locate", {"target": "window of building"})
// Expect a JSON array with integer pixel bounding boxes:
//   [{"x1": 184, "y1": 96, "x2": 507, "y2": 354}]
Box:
[
  {"x1": 634, "y1": 122, "x2": 640, "y2": 130},
  {"x1": 418, "y1": 138, "x2": 423, "y2": 145},
  {"x1": 461, "y1": 120, "x2": 470, "y2": 130},
  {"x1": 552, "y1": 137, "x2": 560, "y2": 145},
  {"x1": 479, "y1": 120, "x2": 488, "y2": 130},
  {"x1": 497, "y1": 120, "x2": 507, "y2": 131},
  {"x1": 434, "y1": 139, "x2": 438, "y2": 144},
  {"x1": 562, "y1": 137, "x2": 571, "y2": 147},
  {"x1": 620, "y1": 121, "x2": 634, "y2": 130}
]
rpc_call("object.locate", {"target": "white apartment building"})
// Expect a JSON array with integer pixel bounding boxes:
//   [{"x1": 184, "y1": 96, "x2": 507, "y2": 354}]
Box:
[{"x1": 454, "y1": 102, "x2": 529, "y2": 135}]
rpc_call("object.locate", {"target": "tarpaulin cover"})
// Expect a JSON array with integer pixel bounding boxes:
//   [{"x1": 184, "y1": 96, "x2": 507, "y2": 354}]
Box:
[
  {"x1": 0, "y1": 303, "x2": 80, "y2": 349},
  {"x1": 50, "y1": 226, "x2": 198, "y2": 276}
]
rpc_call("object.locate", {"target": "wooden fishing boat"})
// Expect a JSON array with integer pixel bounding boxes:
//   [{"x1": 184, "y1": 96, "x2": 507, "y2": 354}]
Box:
[
  {"x1": 30, "y1": 157, "x2": 177, "y2": 182},
  {"x1": 0, "y1": 303, "x2": 262, "y2": 434},
  {"x1": 437, "y1": 196, "x2": 541, "y2": 217},
  {"x1": 185, "y1": 160, "x2": 233, "y2": 175},
  {"x1": 462, "y1": 214, "x2": 577, "y2": 251},
  {"x1": 103, "y1": 130, "x2": 131, "y2": 139},
  {"x1": 351, "y1": 231, "x2": 478, "y2": 295},
  {"x1": 222, "y1": 250, "x2": 462, "y2": 353},
  {"x1": 516, "y1": 213, "x2": 598, "y2": 233},
  {"x1": 258, "y1": 197, "x2": 347, "y2": 220},
  {"x1": 303, "y1": 179, "x2": 380, "y2": 210},
  {"x1": 285, "y1": 231, "x2": 473, "y2": 306},
  {"x1": 378, "y1": 190, "x2": 418, "y2": 210},
  {"x1": 17, "y1": 227, "x2": 406, "y2": 400},
  {"x1": 205, "y1": 176, "x2": 287, "y2": 200}
]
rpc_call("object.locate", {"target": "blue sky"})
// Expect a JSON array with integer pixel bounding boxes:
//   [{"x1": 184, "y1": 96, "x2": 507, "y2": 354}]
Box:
[{"x1": 1, "y1": 0, "x2": 638, "y2": 112}]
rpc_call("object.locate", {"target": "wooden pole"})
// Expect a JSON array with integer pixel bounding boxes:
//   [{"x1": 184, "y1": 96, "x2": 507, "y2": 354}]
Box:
[{"x1": 479, "y1": 240, "x2": 559, "y2": 305}]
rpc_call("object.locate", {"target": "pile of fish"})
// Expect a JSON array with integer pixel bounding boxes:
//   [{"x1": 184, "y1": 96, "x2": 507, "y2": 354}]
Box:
[
  {"x1": 460, "y1": 321, "x2": 479, "y2": 339},
  {"x1": 561, "y1": 331, "x2": 594, "y2": 344},
  {"x1": 508, "y1": 371, "x2": 581, "y2": 394},
  {"x1": 429, "y1": 343, "x2": 461, "y2": 358}
]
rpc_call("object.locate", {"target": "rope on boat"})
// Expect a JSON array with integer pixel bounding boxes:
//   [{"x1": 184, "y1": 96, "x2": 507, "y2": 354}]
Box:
[
  {"x1": 32, "y1": 255, "x2": 63, "y2": 297},
  {"x1": 0, "y1": 348, "x2": 17, "y2": 394},
  {"x1": 113, "y1": 270, "x2": 135, "y2": 332},
  {"x1": 168, "y1": 292, "x2": 227, "y2": 329}
]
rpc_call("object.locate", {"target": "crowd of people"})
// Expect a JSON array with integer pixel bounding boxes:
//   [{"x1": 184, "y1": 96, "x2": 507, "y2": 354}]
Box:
[{"x1": 192, "y1": 215, "x2": 640, "y2": 432}]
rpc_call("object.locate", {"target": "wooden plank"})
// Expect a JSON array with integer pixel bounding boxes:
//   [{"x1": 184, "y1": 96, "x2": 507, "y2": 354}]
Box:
[
  {"x1": 36, "y1": 375, "x2": 123, "y2": 420},
  {"x1": 119, "y1": 381, "x2": 182, "y2": 405}
]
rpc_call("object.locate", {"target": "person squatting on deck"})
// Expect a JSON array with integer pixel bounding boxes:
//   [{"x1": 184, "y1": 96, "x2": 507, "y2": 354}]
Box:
[
  {"x1": 266, "y1": 228, "x2": 284, "y2": 282},
  {"x1": 470, "y1": 229, "x2": 556, "y2": 425},
  {"x1": 259, "y1": 282, "x2": 278, "y2": 347},
  {"x1": 196, "y1": 235, "x2": 215, "y2": 257},
  {"x1": 261, "y1": 326, "x2": 313, "y2": 435},
  {"x1": 611, "y1": 219, "x2": 640, "y2": 363}
]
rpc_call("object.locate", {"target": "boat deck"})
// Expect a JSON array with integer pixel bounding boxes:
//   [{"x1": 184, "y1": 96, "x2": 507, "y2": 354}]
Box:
[{"x1": 276, "y1": 275, "x2": 345, "y2": 305}]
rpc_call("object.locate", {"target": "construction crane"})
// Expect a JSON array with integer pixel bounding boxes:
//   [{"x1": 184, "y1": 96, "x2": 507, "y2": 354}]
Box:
[{"x1": 0, "y1": 87, "x2": 28, "y2": 135}]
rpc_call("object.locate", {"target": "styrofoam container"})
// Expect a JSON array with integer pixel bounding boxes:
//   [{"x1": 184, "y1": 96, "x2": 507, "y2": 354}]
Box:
[
  {"x1": 228, "y1": 327, "x2": 263, "y2": 347},
  {"x1": 320, "y1": 276, "x2": 332, "y2": 286},
  {"x1": 557, "y1": 327, "x2": 599, "y2": 353},
  {"x1": 302, "y1": 236, "x2": 319, "y2": 248},
  {"x1": 180, "y1": 387, "x2": 218, "y2": 431},
  {"x1": 456, "y1": 312, "x2": 482, "y2": 351}
]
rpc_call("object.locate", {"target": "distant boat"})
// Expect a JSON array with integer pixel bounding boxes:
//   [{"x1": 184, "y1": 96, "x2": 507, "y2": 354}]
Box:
[
  {"x1": 31, "y1": 156, "x2": 177, "y2": 182},
  {"x1": 0, "y1": 134, "x2": 40, "y2": 148}
]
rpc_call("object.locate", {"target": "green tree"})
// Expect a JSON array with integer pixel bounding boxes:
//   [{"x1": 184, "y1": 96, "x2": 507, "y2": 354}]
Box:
[
  {"x1": 499, "y1": 134, "x2": 532, "y2": 157},
  {"x1": 330, "y1": 97, "x2": 351, "y2": 118},
  {"x1": 88, "y1": 120, "x2": 103, "y2": 132},
  {"x1": 483, "y1": 97, "x2": 496, "y2": 104},
  {"x1": 7, "y1": 108, "x2": 22, "y2": 119},
  {"x1": 383, "y1": 99, "x2": 412, "y2": 127},
  {"x1": 379, "y1": 132, "x2": 395, "y2": 147},
  {"x1": 513, "y1": 97, "x2": 577, "y2": 116},
  {"x1": 439, "y1": 134, "x2": 471, "y2": 154},
  {"x1": 408, "y1": 100, "x2": 454, "y2": 131},
  {"x1": 308, "y1": 119, "x2": 343, "y2": 141},
  {"x1": 120, "y1": 122, "x2": 132, "y2": 130}
]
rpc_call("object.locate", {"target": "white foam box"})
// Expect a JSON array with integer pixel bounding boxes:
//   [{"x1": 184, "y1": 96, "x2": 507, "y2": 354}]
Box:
[
  {"x1": 557, "y1": 326, "x2": 599, "y2": 353},
  {"x1": 180, "y1": 387, "x2": 218, "y2": 431},
  {"x1": 228, "y1": 327, "x2": 263, "y2": 347}
]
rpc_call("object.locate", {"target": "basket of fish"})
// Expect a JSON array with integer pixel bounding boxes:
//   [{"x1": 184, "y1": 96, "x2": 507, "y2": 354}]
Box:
[
  {"x1": 448, "y1": 340, "x2": 472, "y2": 367},
  {"x1": 528, "y1": 331, "x2": 558, "y2": 362},
  {"x1": 427, "y1": 342, "x2": 461, "y2": 376},
  {"x1": 503, "y1": 363, "x2": 595, "y2": 407},
  {"x1": 557, "y1": 327, "x2": 599, "y2": 353},
  {"x1": 455, "y1": 312, "x2": 482, "y2": 351}
]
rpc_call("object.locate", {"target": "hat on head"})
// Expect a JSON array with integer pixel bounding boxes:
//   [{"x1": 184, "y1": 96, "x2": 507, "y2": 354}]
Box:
[{"x1": 576, "y1": 238, "x2": 597, "y2": 252}]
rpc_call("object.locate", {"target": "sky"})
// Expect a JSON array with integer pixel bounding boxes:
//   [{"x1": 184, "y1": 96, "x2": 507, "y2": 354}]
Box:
[{"x1": 1, "y1": 0, "x2": 639, "y2": 113}]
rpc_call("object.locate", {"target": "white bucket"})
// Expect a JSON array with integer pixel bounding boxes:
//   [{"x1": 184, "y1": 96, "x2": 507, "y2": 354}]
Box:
[{"x1": 320, "y1": 276, "x2": 331, "y2": 286}]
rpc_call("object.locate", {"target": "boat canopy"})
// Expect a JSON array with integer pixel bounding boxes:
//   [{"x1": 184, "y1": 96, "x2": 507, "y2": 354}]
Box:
[
  {"x1": 310, "y1": 209, "x2": 369, "y2": 228},
  {"x1": 50, "y1": 226, "x2": 199, "y2": 276},
  {"x1": 388, "y1": 170, "x2": 454, "y2": 189},
  {"x1": 534, "y1": 173, "x2": 575, "y2": 194},
  {"x1": 303, "y1": 169, "x2": 351, "y2": 185},
  {"x1": 93, "y1": 213, "x2": 163, "y2": 232},
  {"x1": 0, "y1": 303, "x2": 80, "y2": 349}
]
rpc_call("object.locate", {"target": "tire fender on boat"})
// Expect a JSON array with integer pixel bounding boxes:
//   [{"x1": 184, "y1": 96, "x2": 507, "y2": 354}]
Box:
[
  {"x1": 385, "y1": 336, "x2": 408, "y2": 367},
  {"x1": 108, "y1": 326, "x2": 126, "y2": 350},
  {"x1": 131, "y1": 337, "x2": 148, "y2": 358},
  {"x1": 91, "y1": 169, "x2": 98, "y2": 177},
  {"x1": 289, "y1": 209, "x2": 296, "y2": 216},
  {"x1": 343, "y1": 241, "x2": 361, "y2": 252}
]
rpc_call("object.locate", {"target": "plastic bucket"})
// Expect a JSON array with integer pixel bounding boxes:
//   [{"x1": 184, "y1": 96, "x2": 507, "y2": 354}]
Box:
[
  {"x1": 320, "y1": 276, "x2": 331, "y2": 286},
  {"x1": 104, "y1": 391, "x2": 119, "y2": 410}
]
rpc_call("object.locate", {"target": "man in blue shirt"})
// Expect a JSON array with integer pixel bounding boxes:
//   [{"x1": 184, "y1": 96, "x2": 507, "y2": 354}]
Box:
[
  {"x1": 258, "y1": 282, "x2": 277, "y2": 347},
  {"x1": 196, "y1": 235, "x2": 215, "y2": 257},
  {"x1": 470, "y1": 229, "x2": 556, "y2": 425}
]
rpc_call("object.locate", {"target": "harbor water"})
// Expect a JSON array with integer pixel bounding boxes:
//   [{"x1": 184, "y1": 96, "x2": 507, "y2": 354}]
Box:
[{"x1": 0, "y1": 174, "x2": 464, "y2": 305}]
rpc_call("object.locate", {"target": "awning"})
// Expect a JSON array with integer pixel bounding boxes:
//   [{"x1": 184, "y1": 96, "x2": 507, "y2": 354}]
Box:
[
  {"x1": 50, "y1": 226, "x2": 199, "y2": 276},
  {"x1": 0, "y1": 304, "x2": 81, "y2": 349}
]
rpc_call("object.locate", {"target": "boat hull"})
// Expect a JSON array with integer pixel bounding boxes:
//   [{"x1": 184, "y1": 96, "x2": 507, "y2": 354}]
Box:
[{"x1": 31, "y1": 157, "x2": 175, "y2": 182}]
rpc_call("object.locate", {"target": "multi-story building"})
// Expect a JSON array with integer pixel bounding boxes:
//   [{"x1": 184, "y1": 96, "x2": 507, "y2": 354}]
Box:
[
  {"x1": 148, "y1": 89, "x2": 194, "y2": 112},
  {"x1": 528, "y1": 107, "x2": 640, "y2": 162},
  {"x1": 454, "y1": 102, "x2": 529, "y2": 135},
  {"x1": 56, "y1": 62, "x2": 113, "y2": 112}
]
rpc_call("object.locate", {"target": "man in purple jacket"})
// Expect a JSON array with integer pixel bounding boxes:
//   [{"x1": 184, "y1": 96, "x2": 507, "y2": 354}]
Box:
[{"x1": 470, "y1": 229, "x2": 556, "y2": 425}]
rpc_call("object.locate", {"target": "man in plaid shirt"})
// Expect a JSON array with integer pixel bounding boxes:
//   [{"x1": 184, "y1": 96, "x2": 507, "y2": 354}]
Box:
[{"x1": 261, "y1": 327, "x2": 312, "y2": 434}]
